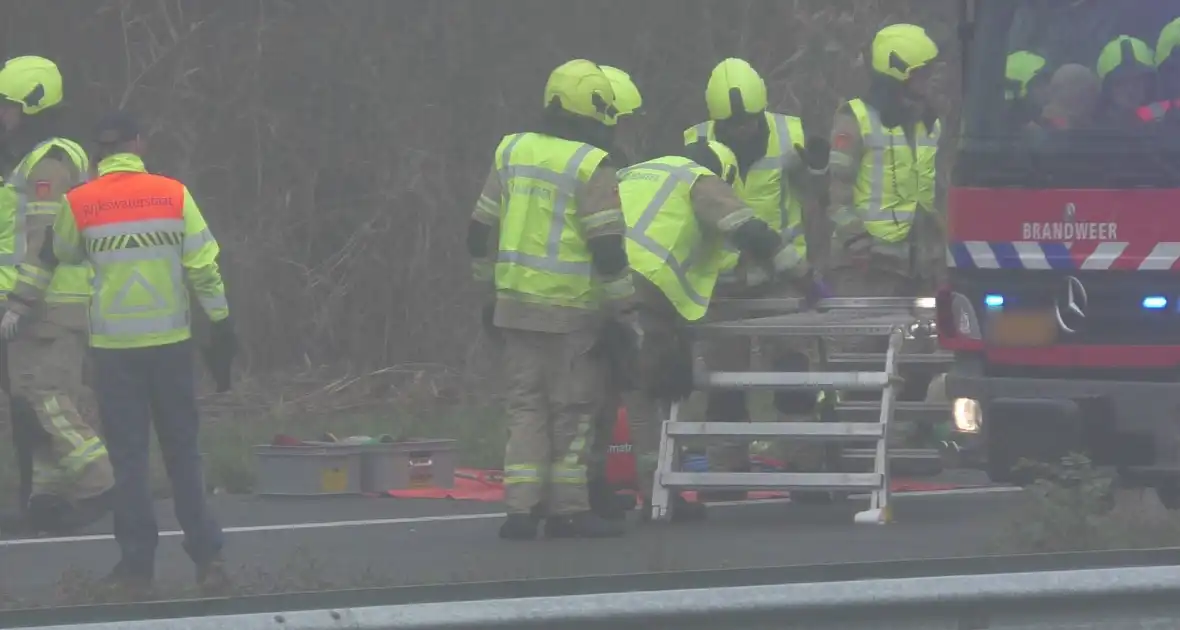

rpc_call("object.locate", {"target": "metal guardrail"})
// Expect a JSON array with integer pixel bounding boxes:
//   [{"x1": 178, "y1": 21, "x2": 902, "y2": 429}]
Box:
[
  {"x1": 11, "y1": 549, "x2": 1180, "y2": 628},
  {"x1": 24, "y1": 564, "x2": 1180, "y2": 629}
]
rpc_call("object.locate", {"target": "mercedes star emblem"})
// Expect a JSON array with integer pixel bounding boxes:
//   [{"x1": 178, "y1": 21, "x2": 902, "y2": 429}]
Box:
[
  {"x1": 1064, "y1": 202, "x2": 1077, "y2": 223},
  {"x1": 1054, "y1": 276, "x2": 1087, "y2": 334}
]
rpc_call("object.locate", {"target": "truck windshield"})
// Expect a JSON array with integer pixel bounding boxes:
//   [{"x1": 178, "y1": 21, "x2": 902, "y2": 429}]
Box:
[{"x1": 959, "y1": 0, "x2": 1180, "y2": 188}]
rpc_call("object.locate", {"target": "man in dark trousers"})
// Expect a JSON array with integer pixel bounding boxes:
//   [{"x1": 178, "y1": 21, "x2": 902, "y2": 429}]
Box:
[{"x1": 43, "y1": 112, "x2": 236, "y2": 595}]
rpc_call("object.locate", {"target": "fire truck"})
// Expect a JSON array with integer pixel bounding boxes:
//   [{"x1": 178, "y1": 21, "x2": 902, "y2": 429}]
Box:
[{"x1": 941, "y1": 0, "x2": 1180, "y2": 503}]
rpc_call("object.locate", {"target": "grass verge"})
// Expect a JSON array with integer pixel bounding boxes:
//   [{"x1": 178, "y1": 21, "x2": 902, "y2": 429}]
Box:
[
  {"x1": 992, "y1": 453, "x2": 1180, "y2": 553},
  {"x1": 0, "y1": 366, "x2": 508, "y2": 507}
]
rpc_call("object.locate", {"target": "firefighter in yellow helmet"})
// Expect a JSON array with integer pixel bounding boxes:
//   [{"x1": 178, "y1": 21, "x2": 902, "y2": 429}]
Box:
[
  {"x1": 585, "y1": 64, "x2": 643, "y2": 521},
  {"x1": 0, "y1": 57, "x2": 112, "y2": 534},
  {"x1": 600, "y1": 65, "x2": 644, "y2": 167},
  {"x1": 1005, "y1": 51, "x2": 1050, "y2": 129},
  {"x1": 1094, "y1": 35, "x2": 1156, "y2": 127},
  {"x1": 468, "y1": 60, "x2": 635, "y2": 539},
  {"x1": 683, "y1": 58, "x2": 832, "y2": 501},
  {"x1": 1139, "y1": 18, "x2": 1180, "y2": 123},
  {"x1": 617, "y1": 139, "x2": 808, "y2": 521},
  {"x1": 828, "y1": 23, "x2": 943, "y2": 303}
]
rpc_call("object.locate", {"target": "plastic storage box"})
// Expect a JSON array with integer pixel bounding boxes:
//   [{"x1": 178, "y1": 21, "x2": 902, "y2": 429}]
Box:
[
  {"x1": 253, "y1": 444, "x2": 364, "y2": 496},
  {"x1": 360, "y1": 438, "x2": 457, "y2": 493}
]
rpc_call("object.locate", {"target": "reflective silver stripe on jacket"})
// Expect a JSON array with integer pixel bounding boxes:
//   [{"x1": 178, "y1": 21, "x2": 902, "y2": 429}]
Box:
[
  {"x1": 81, "y1": 218, "x2": 191, "y2": 336},
  {"x1": 619, "y1": 162, "x2": 709, "y2": 308},
  {"x1": 4, "y1": 139, "x2": 92, "y2": 267},
  {"x1": 857, "y1": 104, "x2": 940, "y2": 223},
  {"x1": 746, "y1": 115, "x2": 801, "y2": 241},
  {"x1": 496, "y1": 135, "x2": 598, "y2": 276}
]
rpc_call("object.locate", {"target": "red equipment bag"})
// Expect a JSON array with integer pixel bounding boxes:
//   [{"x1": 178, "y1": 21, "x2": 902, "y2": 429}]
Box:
[{"x1": 604, "y1": 405, "x2": 637, "y2": 488}]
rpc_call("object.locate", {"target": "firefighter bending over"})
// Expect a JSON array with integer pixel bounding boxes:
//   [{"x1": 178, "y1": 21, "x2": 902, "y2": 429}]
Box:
[{"x1": 618, "y1": 139, "x2": 823, "y2": 520}]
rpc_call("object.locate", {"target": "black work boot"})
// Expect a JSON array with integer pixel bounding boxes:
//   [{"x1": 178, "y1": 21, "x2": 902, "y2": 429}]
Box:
[
  {"x1": 588, "y1": 478, "x2": 627, "y2": 521},
  {"x1": 196, "y1": 554, "x2": 232, "y2": 596},
  {"x1": 786, "y1": 463, "x2": 834, "y2": 505},
  {"x1": 543, "y1": 511, "x2": 625, "y2": 538},
  {"x1": 498, "y1": 513, "x2": 540, "y2": 540}
]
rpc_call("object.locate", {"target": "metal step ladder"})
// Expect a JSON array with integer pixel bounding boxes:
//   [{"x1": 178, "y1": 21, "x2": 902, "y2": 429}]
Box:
[
  {"x1": 649, "y1": 298, "x2": 934, "y2": 525},
  {"x1": 827, "y1": 351, "x2": 955, "y2": 475}
]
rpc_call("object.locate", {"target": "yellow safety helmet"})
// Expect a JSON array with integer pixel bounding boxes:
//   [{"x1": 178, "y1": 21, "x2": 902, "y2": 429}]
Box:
[
  {"x1": 600, "y1": 66, "x2": 642, "y2": 117},
  {"x1": 543, "y1": 59, "x2": 618, "y2": 126},
  {"x1": 1005, "y1": 51, "x2": 1046, "y2": 100},
  {"x1": 704, "y1": 58, "x2": 768, "y2": 120},
  {"x1": 871, "y1": 24, "x2": 940, "y2": 82},
  {"x1": 1096, "y1": 35, "x2": 1154, "y2": 80},
  {"x1": 0, "y1": 56, "x2": 63, "y2": 115},
  {"x1": 1156, "y1": 18, "x2": 1180, "y2": 67}
]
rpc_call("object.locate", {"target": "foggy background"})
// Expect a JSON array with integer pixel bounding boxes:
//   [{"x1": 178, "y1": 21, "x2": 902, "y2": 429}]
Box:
[{"x1": 1, "y1": 0, "x2": 958, "y2": 380}]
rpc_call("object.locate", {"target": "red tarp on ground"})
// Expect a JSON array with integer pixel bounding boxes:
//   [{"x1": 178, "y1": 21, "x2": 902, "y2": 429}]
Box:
[
  {"x1": 386, "y1": 408, "x2": 977, "y2": 502},
  {"x1": 385, "y1": 468, "x2": 975, "y2": 502}
]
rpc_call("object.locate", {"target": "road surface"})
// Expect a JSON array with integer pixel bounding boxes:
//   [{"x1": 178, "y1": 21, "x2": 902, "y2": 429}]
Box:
[{"x1": 0, "y1": 471, "x2": 1032, "y2": 607}]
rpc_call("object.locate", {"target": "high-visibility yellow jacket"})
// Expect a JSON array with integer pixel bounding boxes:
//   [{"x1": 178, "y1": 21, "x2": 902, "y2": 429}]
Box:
[
  {"x1": 620, "y1": 156, "x2": 752, "y2": 321},
  {"x1": 838, "y1": 98, "x2": 940, "y2": 255},
  {"x1": 52, "y1": 153, "x2": 229, "y2": 349},
  {"x1": 684, "y1": 112, "x2": 807, "y2": 268},
  {"x1": 492, "y1": 132, "x2": 620, "y2": 311},
  {"x1": 3, "y1": 138, "x2": 92, "y2": 315}
]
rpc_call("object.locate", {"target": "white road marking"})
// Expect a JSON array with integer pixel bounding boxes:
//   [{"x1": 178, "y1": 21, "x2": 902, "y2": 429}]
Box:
[{"x1": 0, "y1": 485, "x2": 1020, "y2": 548}]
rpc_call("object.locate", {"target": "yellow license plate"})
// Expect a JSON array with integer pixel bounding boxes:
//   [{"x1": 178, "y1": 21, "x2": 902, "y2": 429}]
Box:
[{"x1": 988, "y1": 310, "x2": 1058, "y2": 347}]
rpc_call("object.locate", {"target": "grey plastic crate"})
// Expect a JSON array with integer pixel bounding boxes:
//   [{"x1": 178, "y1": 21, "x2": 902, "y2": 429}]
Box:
[
  {"x1": 361, "y1": 439, "x2": 457, "y2": 493},
  {"x1": 253, "y1": 444, "x2": 364, "y2": 496}
]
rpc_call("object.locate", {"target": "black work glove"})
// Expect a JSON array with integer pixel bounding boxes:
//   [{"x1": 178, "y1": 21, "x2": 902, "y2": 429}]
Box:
[
  {"x1": 599, "y1": 319, "x2": 639, "y2": 392},
  {"x1": 793, "y1": 135, "x2": 831, "y2": 173},
  {"x1": 204, "y1": 317, "x2": 237, "y2": 392},
  {"x1": 644, "y1": 328, "x2": 695, "y2": 402}
]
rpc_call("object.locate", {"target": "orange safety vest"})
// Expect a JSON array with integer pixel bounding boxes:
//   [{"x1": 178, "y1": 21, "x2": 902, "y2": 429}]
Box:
[{"x1": 65, "y1": 163, "x2": 194, "y2": 348}]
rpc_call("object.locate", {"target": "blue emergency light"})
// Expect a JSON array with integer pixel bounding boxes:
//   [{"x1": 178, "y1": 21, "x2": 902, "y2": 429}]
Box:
[
  {"x1": 983, "y1": 294, "x2": 1005, "y2": 308},
  {"x1": 1142, "y1": 296, "x2": 1167, "y2": 309}
]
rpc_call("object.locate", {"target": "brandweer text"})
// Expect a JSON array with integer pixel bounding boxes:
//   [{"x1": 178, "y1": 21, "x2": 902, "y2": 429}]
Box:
[{"x1": 1021, "y1": 222, "x2": 1117, "y2": 241}]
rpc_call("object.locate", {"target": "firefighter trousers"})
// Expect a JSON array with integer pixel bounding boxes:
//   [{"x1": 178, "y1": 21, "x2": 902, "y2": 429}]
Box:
[
  {"x1": 8, "y1": 322, "x2": 91, "y2": 458},
  {"x1": 501, "y1": 327, "x2": 605, "y2": 516},
  {"x1": 616, "y1": 302, "x2": 691, "y2": 498}
]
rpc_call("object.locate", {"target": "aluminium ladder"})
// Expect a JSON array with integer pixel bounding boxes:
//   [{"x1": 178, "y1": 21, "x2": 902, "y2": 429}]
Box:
[{"x1": 648, "y1": 297, "x2": 940, "y2": 524}]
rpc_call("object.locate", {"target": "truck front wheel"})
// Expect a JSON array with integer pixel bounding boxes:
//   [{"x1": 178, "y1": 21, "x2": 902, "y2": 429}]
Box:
[
  {"x1": 984, "y1": 400, "x2": 1081, "y2": 486},
  {"x1": 1157, "y1": 482, "x2": 1180, "y2": 510}
]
